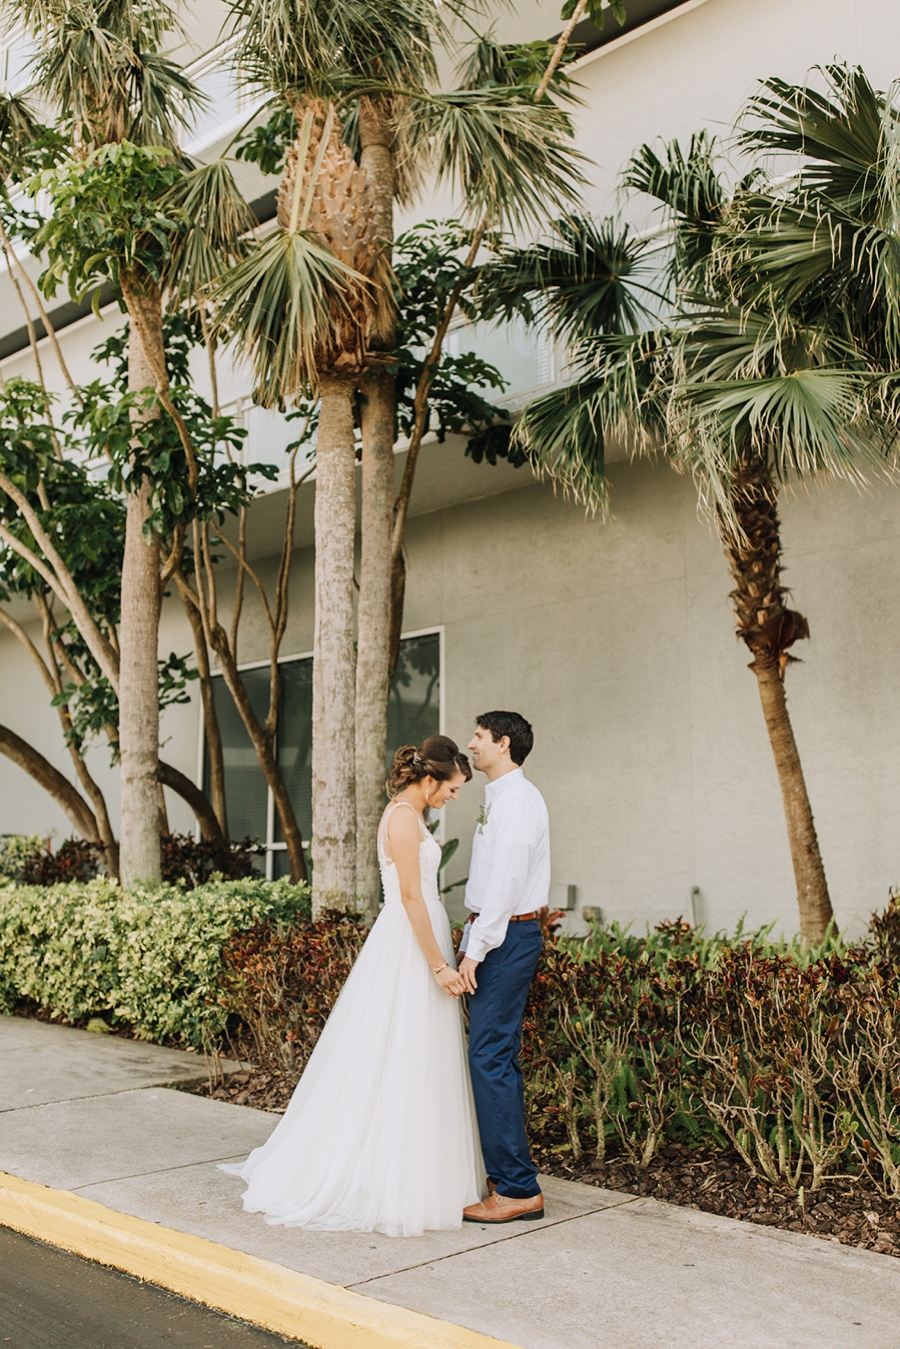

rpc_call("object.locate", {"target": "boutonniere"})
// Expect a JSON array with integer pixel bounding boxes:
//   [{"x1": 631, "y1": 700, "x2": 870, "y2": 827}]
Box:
[{"x1": 475, "y1": 802, "x2": 491, "y2": 834}]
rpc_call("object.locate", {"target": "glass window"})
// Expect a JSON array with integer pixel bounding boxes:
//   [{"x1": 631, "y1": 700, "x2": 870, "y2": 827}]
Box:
[
  {"x1": 206, "y1": 667, "x2": 269, "y2": 846},
  {"x1": 274, "y1": 658, "x2": 313, "y2": 843},
  {"x1": 388, "y1": 632, "x2": 441, "y2": 760},
  {"x1": 205, "y1": 633, "x2": 441, "y2": 865}
]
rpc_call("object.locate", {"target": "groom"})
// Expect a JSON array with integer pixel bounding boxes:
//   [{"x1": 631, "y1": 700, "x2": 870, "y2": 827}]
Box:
[{"x1": 457, "y1": 711, "x2": 550, "y2": 1223}]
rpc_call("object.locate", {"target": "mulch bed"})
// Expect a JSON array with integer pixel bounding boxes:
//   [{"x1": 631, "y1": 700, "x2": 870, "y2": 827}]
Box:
[
  {"x1": 186, "y1": 1069, "x2": 900, "y2": 1258},
  {"x1": 535, "y1": 1139, "x2": 900, "y2": 1258}
]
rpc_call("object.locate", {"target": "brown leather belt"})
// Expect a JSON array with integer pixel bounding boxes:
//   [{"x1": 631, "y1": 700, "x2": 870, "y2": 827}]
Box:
[{"x1": 467, "y1": 911, "x2": 539, "y2": 924}]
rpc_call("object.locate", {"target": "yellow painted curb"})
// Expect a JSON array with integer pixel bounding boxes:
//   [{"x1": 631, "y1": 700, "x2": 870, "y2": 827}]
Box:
[{"x1": 0, "y1": 1171, "x2": 524, "y2": 1349}]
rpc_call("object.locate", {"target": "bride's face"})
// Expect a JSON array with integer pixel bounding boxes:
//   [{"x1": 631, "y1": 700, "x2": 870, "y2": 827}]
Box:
[{"x1": 427, "y1": 770, "x2": 467, "y2": 810}]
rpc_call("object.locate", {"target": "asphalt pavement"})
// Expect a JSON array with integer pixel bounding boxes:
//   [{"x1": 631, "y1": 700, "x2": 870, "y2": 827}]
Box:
[{"x1": 0, "y1": 1226, "x2": 307, "y2": 1349}]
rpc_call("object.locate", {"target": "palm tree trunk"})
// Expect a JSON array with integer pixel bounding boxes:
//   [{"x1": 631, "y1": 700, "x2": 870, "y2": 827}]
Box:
[
  {"x1": 725, "y1": 450, "x2": 833, "y2": 940},
  {"x1": 118, "y1": 280, "x2": 164, "y2": 886},
  {"x1": 356, "y1": 370, "x2": 394, "y2": 911},
  {"x1": 753, "y1": 662, "x2": 832, "y2": 939},
  {"x1": 355, "y1": 98, "x2": 396, "y2": 913},
  {"x1": 312, "y1": 375, "x2": 358, "y2": 912}
]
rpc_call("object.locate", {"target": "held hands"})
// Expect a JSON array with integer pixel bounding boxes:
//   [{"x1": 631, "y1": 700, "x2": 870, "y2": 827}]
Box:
[
  {"x1": 433, "y1": 963, "x2": 467, "y2": 999},
  {"x1": 457, "y1": 955, "x2": 479, "y2": 995}
]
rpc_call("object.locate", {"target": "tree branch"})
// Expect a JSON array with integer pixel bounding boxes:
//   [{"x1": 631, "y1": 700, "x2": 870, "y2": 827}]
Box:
[
  {"x1": 0, "y1": 474, "x2": 120, "y2": 690},
  {"x1": 534, "y1": 0, "x2": 588, "y2": 102},
  {"x1": 0, "y1": 722, "x2": 99, "y2": 840},
  {"x1": 157, "y1": 759, "x2": 225, "y2": 844}
]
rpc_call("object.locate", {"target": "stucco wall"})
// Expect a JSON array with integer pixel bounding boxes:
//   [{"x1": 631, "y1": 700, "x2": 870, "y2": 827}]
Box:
[{"x1": 410, "y1": 461, "x2": 900, "y2": 938}]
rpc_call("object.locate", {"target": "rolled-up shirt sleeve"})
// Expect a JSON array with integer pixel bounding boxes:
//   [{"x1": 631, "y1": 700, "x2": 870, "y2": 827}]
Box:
[{"x1": 464, "y1": 817, "x2": 533, "y2": 963}]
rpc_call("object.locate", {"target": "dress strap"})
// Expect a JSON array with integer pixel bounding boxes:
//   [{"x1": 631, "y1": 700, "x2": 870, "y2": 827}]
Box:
[{"x1": 378, "y1": 800, "x2": 428, "y2": 863}]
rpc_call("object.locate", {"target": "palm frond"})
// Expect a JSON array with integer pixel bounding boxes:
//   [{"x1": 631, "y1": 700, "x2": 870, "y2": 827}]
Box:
[
  {"x1": 670, "y1": 364, "x2": 880, "y2": 525},
  {"x1": 399, "y1": 85, "x2": 587, "y2": 231},
  {"x1": 515, "y1": 330, "x2": 669, "y2": 511},
  {"x1": 225, "y1": 0, "x2": 450, "y2": 99},
  {"x1": 455, "y1": 31, "x2": 582, "y2": 105},
  {"x1": 477, "y1": 215, "x2": 665, "y2": 342},
  {"x1": 161, "y1": 159, "x2": 258, "y2": 301},
  {"x1": 0, "y1": 92, "x2": 44, "y2": 179},
  {"x1": 739, "y1": 66, "x2": 888, "y2": 210},
  {"x1": 16, "y1": 0, "x2": 200, "y2": 149},
  {"x1": 624, "y1": 133, "x2": 727, "y2": 284},
  {"x1": 212, "y1": 226, "x2": 369, "y2": 405},
  {"x1": 726, "y1": 69, "x2": 900, "y2": 366}
]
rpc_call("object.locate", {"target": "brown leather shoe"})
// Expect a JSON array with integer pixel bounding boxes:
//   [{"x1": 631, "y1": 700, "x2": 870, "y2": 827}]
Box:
[{"x1": 463, "y1": 1192, "x2": 544, "y2": 1223}]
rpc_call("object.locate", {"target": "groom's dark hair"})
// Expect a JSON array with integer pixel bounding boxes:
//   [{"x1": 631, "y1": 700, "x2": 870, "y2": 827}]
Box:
[{"x1": 476, "y1": 711, "x2": 534, "y2": 766}]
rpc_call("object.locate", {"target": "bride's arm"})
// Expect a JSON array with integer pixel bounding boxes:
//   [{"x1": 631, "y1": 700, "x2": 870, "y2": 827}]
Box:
[{"x1": 388, "y1": 810, "x2": 467, "y2": 999}]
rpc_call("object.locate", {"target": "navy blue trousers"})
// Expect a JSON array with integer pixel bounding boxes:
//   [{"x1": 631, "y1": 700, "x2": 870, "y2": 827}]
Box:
[{"x1": 467, "y1": 920, "x2": 543, "y2": 1199}]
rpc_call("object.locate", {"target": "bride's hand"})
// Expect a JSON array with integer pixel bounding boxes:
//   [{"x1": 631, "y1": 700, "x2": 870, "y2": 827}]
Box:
[{"x1": 434, "y1": 965, "x2": 466, "y2": 999}]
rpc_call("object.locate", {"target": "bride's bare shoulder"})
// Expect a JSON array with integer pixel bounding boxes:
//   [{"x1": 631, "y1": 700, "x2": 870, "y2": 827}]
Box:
[{"x1": 383, "y1": 800, "x2": 424, "y2": 844}]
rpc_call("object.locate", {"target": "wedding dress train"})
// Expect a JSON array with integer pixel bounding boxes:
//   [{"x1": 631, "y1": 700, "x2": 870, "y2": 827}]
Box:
[{"x1": 221, "y1": 801, "x2": 484, "y2": 1236}]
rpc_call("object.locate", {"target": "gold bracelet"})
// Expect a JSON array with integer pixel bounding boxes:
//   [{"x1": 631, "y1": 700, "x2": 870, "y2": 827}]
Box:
[{"x1": 432, "y1": 961, "x2": 449, "y2": 975}]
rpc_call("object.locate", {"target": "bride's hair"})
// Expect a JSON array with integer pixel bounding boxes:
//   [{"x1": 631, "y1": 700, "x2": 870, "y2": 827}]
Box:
[{"x1": 386, "y1": 734, "x2": 472, "y2": 797}]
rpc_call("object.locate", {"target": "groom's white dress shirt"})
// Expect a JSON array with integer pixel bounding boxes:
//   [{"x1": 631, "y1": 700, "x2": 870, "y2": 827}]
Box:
[{"x1": 461, "y1": 767, "x2": 551, "y2": 964}]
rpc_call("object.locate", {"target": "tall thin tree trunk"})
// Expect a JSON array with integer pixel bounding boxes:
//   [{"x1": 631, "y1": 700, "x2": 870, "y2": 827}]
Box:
[
  {"x1": 355, "y1": 100, "x2": 396, "y2": 913},
  {"x1": 175, "y1": 565, "x2": 308, "y2": 882},
  {"x1": 753, "y1": 661, "x2": 832, "y2": 940},
  {"x1": 312, "y1": 376, "x2": 358, "y2": 912},
  {"x1": 182, "y1": 597, "x2": 228, "y2": 836},
  {"x1": 118, "y1": 281, "x2": 164, "y2": 886},
  {"x1": 356, "y1": 370, "x2": 394, "y2": 911},
  {"x1": 725, "y1": 449, "x2": 833, "y2": 940}
]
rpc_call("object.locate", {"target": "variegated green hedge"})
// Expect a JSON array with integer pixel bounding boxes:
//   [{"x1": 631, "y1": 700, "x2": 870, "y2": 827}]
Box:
[{"x1": 0, "y1": 877, "x2": 310, "y2": 1047}]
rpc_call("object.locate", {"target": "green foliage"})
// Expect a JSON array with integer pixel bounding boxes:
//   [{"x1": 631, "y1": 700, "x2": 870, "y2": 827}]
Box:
[
  {"x1": 30, "y1": 142, "x2": 185, "y2": 306},
  {"x1": 208, "y1": 905, "x2": 900, "y2": 1197},
  {"x1": 0, "y1": 835, "x2": 46, "y2": 883},
  {"x1": 393, "y1": 220, "x2": 526, "y2": 467},
  {"x1": 562, "y1": 0, "x2": 626, "y2": 28},
  {"x1": 456, "y1": 34, "x2": 581, "y2": 101},
  {"x1": 400, "y1": 84, "x2": 586, "y2": 233},
  {"x1": 509, "y1": 67, "x2": 900, "y2": 522},
  {"x1": 17, "y1": 0, "x2": 200, "y2": 150},
  {"x1": 235, "y1": 102, "x2": 295, "y2": 178},
  {"x1": 216, "y1": 912, "x2": 366, "y2": 1076},
  {"x1": 0, "y1": 877, "x2": 310, "y2": 1046}
]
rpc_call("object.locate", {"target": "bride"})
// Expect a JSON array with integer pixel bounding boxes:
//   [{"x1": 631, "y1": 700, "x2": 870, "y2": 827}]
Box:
[{"x1": 222, "y1": 735, "x2": 485, "y2": 1237}]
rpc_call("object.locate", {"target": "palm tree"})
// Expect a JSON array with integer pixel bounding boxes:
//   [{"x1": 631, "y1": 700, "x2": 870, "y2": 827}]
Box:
[
  {"x1": 487, "y1": 69, "x2": 900, "y2": 940},
  {"x1": 15, "y1": 0, "x2": 253, "y2": 884},
  {"x1": 217, "y1": 3, "x2": 585, "y2": 912}
]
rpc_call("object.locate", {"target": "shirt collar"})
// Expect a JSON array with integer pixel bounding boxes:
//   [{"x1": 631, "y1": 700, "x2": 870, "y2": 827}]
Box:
[{"x1": 485, "y1": 767, "x2": 523, "y2": 802}]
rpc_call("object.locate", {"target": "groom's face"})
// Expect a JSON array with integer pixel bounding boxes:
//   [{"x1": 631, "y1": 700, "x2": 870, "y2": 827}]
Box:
[{"x1": 468, "y1": 724, "x2": 506, "y2": 775}]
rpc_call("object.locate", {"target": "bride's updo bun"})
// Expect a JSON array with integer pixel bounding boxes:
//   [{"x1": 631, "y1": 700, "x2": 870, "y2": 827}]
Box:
[{"x1": 386, "y1": 734, "x2": 472, "y2": 797}]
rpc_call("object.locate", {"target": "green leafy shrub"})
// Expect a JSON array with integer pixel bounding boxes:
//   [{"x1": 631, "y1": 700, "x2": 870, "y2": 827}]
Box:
[
  {"x1": 19, "y1": 839, "x2": 105, "y2": 885},
  {"x1": 217, "y1": 913, "x2": 367, "y2": 1076},
  {"x1": 0, "y1": 835, "x2": 47, "y2": 882},
  {"x1": 212, "y1": 904, "x2": 900, "y2": 1199},
  {"x1": 0, "y1": 877, "x2": 310, "y2": 1046},
  {"x1": 521, "y1": 913, "x2": 900, "y2": 1198}
]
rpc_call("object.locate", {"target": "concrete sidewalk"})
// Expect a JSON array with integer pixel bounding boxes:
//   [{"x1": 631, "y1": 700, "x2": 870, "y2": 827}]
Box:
[{"x1": 1, "y1": 1014, "x2": 898, "y2": 1349}]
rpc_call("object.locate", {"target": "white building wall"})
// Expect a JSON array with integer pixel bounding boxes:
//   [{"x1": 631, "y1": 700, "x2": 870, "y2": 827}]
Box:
[{"x1": 0, "y1": 0, "x2": 898, "y2": 933}]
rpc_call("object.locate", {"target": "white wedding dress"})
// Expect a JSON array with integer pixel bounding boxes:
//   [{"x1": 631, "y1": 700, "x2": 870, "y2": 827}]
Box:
[{"x1": 221, "y1": 801, "x2": 484, "y2": 1236}]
